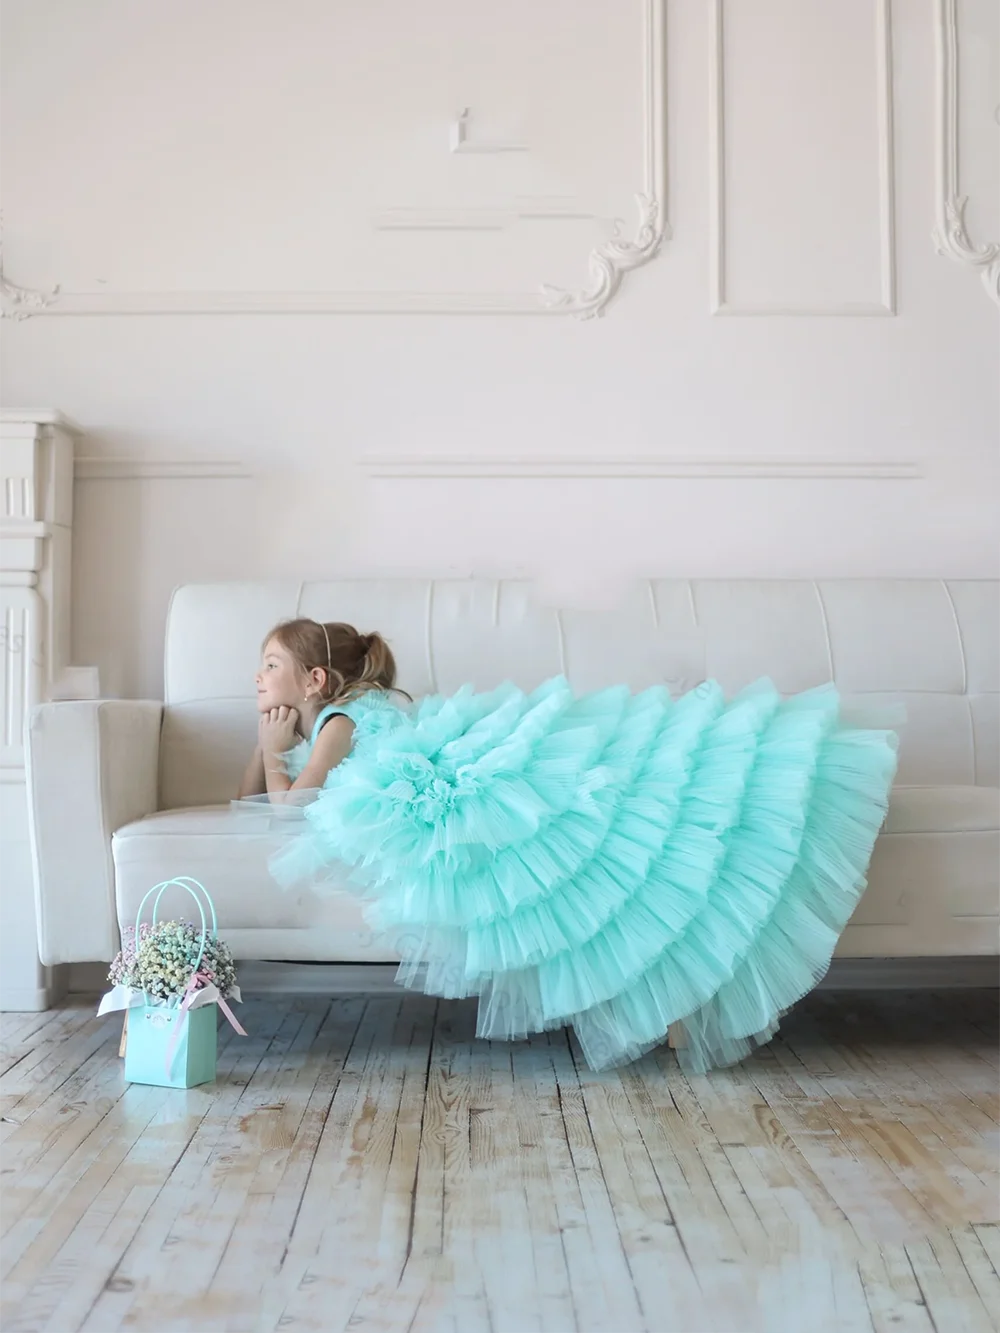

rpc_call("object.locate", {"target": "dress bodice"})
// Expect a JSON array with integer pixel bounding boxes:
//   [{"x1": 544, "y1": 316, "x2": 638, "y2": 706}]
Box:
[{"x1": 282, "y1": 691, "x2": 403, "y2": 782}]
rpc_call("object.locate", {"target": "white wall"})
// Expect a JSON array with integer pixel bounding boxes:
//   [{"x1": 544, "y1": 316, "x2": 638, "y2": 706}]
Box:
[{"x1": 2, "y1": 0, "x2": 998, "y2": 701}]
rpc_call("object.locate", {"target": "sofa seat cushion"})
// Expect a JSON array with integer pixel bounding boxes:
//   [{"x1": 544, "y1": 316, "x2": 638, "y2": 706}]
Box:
[
  {"x1": 882, "y1": 785, "x2": 999, "y2": 835},
  {"x1": 842, "y1": 785, "x2": 999, "y2": 956},
  {"x1": 112, "y1": 786, "x2": 1000, "y2": 956},
  {"x1": 111, "y1": 805, "x2": 393, "y2": 956}
]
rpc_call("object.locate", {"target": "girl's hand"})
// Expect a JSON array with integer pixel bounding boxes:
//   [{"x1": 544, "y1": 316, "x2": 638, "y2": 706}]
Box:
[{"x1": 259, "y1": 706, "x2": 299, "y2": 755}]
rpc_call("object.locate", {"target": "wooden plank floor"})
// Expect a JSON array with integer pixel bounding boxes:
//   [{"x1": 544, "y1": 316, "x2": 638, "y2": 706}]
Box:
[{"x1": 1, "y1": 990, "x2": 997, "y2": 1333}]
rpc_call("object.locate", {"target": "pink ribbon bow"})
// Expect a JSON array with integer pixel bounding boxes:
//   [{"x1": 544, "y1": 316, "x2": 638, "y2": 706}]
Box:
[{"x1": 163, "y1": 970, "x2": 247, "y2": 1078}]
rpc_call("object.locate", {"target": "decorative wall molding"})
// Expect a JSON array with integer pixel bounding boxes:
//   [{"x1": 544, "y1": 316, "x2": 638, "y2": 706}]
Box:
[
  {"x1": 0, "y1": 596, "x2": 36, "y2": 761},
  {"x1": 360, "y1": 457, "x2": 921, "y2": 480},
  {"x1": 371, "y1": 198, "x2": 596, "y2": 231},
  {"x1": 449, "y1": 107, "x2": 526, "y2": 155},
  {"x1": 71, "y1": 455, "x2": 923, "y2": 482},
  {"x1": 0, "y1": 271, "x2": 60, "y2": 321},
  {"x1": 538, "y1": 0, "x2": 667, "y2": 318},
  {"x1": 0, "y1": 2, "x2": 666, "y2": 321},
  {"x1": 709, "y1": 0, "x2": 896, "y2": 316},
  {"x1": 73, "y1": 458, "x2": 251, "y2": 481},
  {"x1": 0, "y1": 240, "x2": 60, "y2": 321},
  {"x1": 372, "y1": 208, "x2": 520, "y2": 232},
  {"x1": 933, "y1": 0, "x2": 1000, "y2": 305},
  {"x1": 541, "y1": 194, "x2": 664, "y2": 318},
  {"x1": 1, "y1": 415, "x2": 87, "y2": 1012},
  {"x1": 0, "y1": 420, "x2": 75, "y2": 767},
  {"x1": 0, "y1": 410, "x2": 79, "y2": 433},
  {"x1": 9, "y1": 291, "x2": 564, "y2": 316}
]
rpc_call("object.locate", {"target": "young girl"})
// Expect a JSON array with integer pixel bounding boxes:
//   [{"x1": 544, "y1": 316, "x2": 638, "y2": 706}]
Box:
[
  {"x1": 238, "y1": 618, "x2": 400, "y2": 800},
  {"x1": 243, "y1": 617, "x2": 899, "y2": 1076}
]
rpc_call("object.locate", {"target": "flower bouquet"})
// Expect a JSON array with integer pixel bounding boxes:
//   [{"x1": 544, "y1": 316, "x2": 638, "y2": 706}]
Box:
[{"x1": 98, "y1": 877, "x2": 246, "y2": 1088}]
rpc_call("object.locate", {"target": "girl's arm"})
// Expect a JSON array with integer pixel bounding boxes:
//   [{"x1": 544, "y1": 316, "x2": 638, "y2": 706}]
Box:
[
  {"x1": 262, "y1": 716, "x2": 356, "y2": 797},
  {"x1": 237, "y1": 745, "x2": 266, "y2": 798}
]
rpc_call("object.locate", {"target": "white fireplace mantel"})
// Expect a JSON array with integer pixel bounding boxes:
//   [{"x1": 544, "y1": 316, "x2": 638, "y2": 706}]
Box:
[{"x1": 0, "y1": 410, "x2": 98, "y2": 1009}]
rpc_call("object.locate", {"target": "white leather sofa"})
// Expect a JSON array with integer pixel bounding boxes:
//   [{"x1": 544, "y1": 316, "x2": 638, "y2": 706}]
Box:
[{"x1": 26, "y1": 579, "x2": 1000, "y2": 969}]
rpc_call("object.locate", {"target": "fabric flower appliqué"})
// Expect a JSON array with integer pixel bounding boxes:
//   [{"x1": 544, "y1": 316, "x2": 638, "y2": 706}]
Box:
[{"x1": 380, "y1": 753, "x2": 480, "y2": 824}]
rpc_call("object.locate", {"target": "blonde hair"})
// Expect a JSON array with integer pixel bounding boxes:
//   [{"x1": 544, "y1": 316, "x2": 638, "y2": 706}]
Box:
[{"x1": 263, "y1": 618, "x2": 400, "y2": 704}]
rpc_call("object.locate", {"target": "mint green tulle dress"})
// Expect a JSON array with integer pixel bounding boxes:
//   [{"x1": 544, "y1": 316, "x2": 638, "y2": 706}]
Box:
[{"x1": 273, "y1": 678, "x2": 899, "y2": 1074}]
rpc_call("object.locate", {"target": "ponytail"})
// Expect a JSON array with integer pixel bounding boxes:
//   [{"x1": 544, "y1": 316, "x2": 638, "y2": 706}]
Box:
[{"x1": 356, "y1": 631, "x2": 397, "y2": 694}]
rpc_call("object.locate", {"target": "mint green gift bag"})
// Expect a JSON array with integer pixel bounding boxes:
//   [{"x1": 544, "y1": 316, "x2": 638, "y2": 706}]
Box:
[
  {"x1": 120, "y1": 878, "x2": 239, "y2": 1089},
  {"x1": 125, "y1": 1002, "x2": 218, "y2": 1089}
]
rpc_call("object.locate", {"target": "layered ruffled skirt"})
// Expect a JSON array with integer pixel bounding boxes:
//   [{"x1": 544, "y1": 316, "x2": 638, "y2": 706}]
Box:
[{"x1": 272, "y1": 678, "x2": 899, "y2": 1073}]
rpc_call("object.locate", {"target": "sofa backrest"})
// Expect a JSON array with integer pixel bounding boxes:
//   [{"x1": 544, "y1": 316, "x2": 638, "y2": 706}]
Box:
[{"x1": 159, "y1": 579, "x2": 999, "y2": 810}]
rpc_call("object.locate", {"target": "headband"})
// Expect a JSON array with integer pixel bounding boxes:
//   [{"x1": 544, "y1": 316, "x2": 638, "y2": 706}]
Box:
[{"x1": 315, "y1": 621, "x2": 370, "y2": 670}]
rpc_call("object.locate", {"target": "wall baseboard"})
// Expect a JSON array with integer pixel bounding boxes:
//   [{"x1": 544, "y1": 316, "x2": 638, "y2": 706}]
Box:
[
  {"x1": 64, "y1": 959, "x2": 406, "y2": 997},
  {"x1": 0, "y1": 985, "x2": 58, "y2": 1012},
  {"x1": 820, "y1": 956, "x2": 999, "y2": 990},
  {"x1": 237, "y1": 962, "x2": 404, "y2": 996},
  {"x1": 60, "y1": 955, "x2": 999, "y2": 1006}
]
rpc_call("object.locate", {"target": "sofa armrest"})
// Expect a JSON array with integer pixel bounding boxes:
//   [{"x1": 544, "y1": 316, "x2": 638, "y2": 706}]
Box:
[{"x1": 26, "y1": 700, "x2": 163, "y2": 965}]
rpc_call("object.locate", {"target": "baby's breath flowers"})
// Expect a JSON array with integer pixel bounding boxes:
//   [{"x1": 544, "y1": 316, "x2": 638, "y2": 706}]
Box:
[{"x1": 107, "y1": 920, "x2": 238, "y2": 1001}]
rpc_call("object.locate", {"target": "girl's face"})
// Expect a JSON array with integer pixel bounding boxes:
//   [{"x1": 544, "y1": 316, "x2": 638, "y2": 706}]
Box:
[{"x1": 255, "y1": 638, "x2": 305, "y2": 713}]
